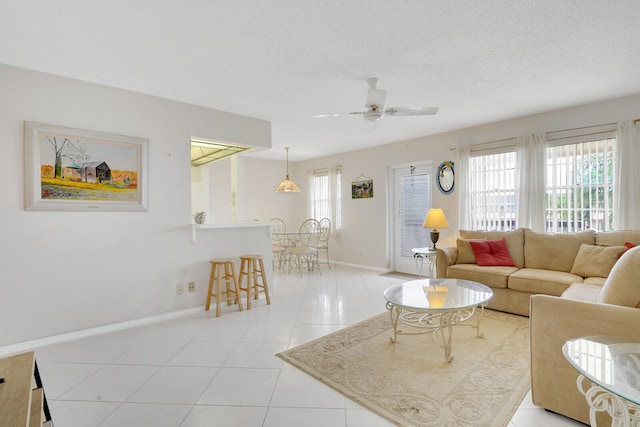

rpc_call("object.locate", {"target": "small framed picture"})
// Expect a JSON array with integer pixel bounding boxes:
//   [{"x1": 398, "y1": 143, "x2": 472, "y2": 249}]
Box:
[{"x1": 352, "y1": 178, "x2": 373, "y2": 199}]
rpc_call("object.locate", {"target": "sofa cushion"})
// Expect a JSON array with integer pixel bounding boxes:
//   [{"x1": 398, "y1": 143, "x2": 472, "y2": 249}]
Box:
[
  {"x1": 456, "y1": 238, "x2": 486, "y2": 264},
  {"x1": 561, "y1": 283, "x2": 603, "y2": 302},
  {"x1": 595, "y1": 230, "x2": 640, "y2": 247},
  {"x1": 446, "y1": 264, "x2": 518, "y2": 289},
  {"x1": 569, "y1": 244, "x2": 627, "y2": 278},
  {"x1": 469, "y1": 239, "x2": 516, "y2": 266},
  {"x1": 508, "y1": 268, "x2": 582, "y2": 296},
  {"x1": 583, "y1": 276, "x2": 607, "y2": 286},
  {"x1": 524, "y1": 229, "x2": 595, "y2": 272},
  {"x1": 459, "y1": 228, "x2": 525, "y2": 268},
  {"x1": 598, "y1": 246, "x2": 640, "y2": 308}
]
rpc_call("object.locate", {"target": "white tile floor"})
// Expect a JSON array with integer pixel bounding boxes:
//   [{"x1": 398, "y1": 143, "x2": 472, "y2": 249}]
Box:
[{"x1": 34, "y1": 265, "x2": 584, "y2": 426}]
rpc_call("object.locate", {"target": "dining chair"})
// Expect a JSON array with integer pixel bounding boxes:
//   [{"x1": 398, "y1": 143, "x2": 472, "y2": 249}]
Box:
[
  {"x1": 287, "y1": 219, "x2": 321, "y2": 272},
  {"x1": 270, "y1": 217, "x2": 287, "y2": 271},
  {"x1": 298, "y1": 218, "x2": 320, "y2": 234},
  {"x1": 315, "y1": 218, "x2": 331, "y2": 268}
]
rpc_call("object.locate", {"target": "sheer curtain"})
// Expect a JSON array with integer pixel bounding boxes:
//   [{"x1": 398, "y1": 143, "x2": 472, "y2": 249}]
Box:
[
  {"x1": 457, "y1": 146, "x2": 471, "y2": 230},
  {"x1": 614, "y1": 121, "x2": 640, "y2": 229},
  {"x1": 516, "y1": 133, "x2": 546, "y2": 231},
  {"x1": 307, "y1": 169, "x2": 329, "y2": 220},
  {"x1": 329, "y1": 165, "x2": 342, "y2": 231},
  {"x1": 308, "y1": 166, "x2": 342, "y2": 231}
]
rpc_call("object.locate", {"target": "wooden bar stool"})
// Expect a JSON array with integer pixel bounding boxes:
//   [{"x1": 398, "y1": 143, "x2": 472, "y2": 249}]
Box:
[
  {"x1": 238, "y1": 254, "x2": 271, "y2": 309},
  {"x1": 206, "y1": 258, "x2": 243, "y2": 317}
]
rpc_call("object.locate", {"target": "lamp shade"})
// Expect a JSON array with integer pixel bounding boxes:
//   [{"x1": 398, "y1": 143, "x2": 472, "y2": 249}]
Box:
[
  {"x1": 275, "y1": 147, "x2": 301, "y2": 193},
  {"x1": 423, "y1": 208, "x2": 449, "y2": 229},
  {"x1": 275, "y1": 175, "x2": 301, "y2": 192}
]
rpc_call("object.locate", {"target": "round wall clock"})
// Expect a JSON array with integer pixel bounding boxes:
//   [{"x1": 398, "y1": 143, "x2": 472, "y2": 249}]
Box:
[{"x1": 436, "y1": 161, "x2": 455, "y2": 194}]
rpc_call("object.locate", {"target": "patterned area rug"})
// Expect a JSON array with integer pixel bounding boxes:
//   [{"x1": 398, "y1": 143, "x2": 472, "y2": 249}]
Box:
[{"x1": 277, "y1": 309, "x2": 530, "y2": 427}]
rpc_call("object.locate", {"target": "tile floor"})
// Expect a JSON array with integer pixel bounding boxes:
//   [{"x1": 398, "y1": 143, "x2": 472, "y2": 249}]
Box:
[{"x1": 33, "y1": 265, "x2": 584, "y2": 426}]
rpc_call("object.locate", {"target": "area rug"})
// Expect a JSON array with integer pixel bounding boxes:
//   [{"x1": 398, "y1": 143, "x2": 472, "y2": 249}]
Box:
[{"x1": 277, "y1": 309, "x2": 530, "y2": 427}]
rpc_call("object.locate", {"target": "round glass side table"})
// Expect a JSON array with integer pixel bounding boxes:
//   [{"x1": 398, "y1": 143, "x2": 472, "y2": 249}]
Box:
[{"x1": 563, "y1": 335, "x2": 640, "y2": 426}]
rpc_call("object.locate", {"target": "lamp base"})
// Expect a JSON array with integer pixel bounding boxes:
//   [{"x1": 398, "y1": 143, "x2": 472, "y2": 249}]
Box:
[{"x1": 430, "y1": 230, "x2": 440, "y2": 249}]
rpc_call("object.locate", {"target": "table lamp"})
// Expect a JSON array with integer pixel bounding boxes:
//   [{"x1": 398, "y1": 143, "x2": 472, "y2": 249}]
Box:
[{"x1": 423, "y1": 208, "x2": 449, "y2": 249}]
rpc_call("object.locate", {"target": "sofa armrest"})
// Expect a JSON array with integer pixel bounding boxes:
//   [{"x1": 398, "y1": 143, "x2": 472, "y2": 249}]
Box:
[
  {"x1": 436, "y1": 247, "x2": 457, "y2": 278},
  {"x1": 530, "y1": 294, "x2": 640, "y2": 425}
]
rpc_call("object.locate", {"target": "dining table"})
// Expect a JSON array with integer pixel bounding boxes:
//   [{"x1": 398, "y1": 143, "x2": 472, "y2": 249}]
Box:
[{"x1": 272, "y1": 231, "x2": 320, "y2": 272}]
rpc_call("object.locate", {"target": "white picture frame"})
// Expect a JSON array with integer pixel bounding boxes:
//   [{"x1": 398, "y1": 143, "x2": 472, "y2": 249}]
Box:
[{"x1": 24, "y1": 121, "x2": 149, "y2": 211}]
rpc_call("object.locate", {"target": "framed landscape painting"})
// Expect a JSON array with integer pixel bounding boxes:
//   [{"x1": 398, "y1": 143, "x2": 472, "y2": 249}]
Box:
[{"x1": 24, "y1": 122, "x2": 149, "y2": 211}]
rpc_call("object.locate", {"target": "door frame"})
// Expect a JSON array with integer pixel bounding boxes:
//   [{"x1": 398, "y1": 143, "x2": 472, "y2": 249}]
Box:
[{"x1": 389, "y1": 161, "x2": 433, "y2": 274}]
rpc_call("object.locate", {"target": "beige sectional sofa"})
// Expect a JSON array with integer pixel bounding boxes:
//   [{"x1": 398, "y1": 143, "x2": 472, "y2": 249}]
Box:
[
  {"x1": 531, "y1": 246, "x2": 640, "y2": 425},
  {"x1": 436, "y1": 227, "x2": 640, "y2": 316},
  {"x1": 437, "y1": 228, "x2": 640, "y2": 425}
]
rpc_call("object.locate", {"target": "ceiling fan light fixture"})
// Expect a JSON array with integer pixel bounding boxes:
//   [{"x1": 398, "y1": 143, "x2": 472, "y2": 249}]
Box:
[
  {"x1": 275, "y1": 147, "x2": 301, "y2": 193},
  {"x1": 364, "y1": 110, "x2": 383, "y2": 122}
]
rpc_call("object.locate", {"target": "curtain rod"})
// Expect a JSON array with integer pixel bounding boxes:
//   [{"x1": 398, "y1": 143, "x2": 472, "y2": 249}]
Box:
[
  {"x1": 459, "y1": 136, "x2": 517, "y2": 151},
  {"x1": 455, "y1": 119, "x2": 639, "y2": 151},
  {"x1": 451, "y1": 138, "x2": 518, "y2": 152},
  {"x1": 546, "y1": 122, "x2": 617, "y2": 135},
  {"x1": 547, "y1": 129, "x2": 616, "y2": 142}
]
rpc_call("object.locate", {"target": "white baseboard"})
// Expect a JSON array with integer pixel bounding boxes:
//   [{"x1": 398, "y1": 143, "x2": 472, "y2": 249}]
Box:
[{"x1": 0, "y1": 307, "x2": 203, "y2": 357}]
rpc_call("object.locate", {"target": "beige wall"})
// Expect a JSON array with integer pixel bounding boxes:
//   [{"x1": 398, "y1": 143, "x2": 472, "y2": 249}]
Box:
[{"x1": 0, "y1": 64, "x2": 272, "y2": 347}]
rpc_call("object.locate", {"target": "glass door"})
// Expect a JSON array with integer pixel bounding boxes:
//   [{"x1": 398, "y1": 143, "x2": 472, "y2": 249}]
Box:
[{"x1": 392, "y1": 163, "x2": 432, "y2": 274}]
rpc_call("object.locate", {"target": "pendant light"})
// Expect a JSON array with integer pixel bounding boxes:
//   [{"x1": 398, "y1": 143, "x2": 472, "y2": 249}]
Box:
[{"x1": 275, "y1": 147, "x2": 301, "y2": 192}]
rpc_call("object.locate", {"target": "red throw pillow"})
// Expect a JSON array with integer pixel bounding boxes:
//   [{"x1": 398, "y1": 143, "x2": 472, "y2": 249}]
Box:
[
  {"x1": 469, "y1": 239, "x2": 516, "y2": 267},
  {"x1": 620, "y1": 241, "x2": 638, "y2": 258}
]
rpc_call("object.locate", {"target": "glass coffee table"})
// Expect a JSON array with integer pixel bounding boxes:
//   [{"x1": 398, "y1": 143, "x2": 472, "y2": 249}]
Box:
[
  {"x1": 384, "y1": 278, "x2": 493, "y2": 362},
  {"x1": 563, "y1": 335, "x2": 640, "y2": 426}
]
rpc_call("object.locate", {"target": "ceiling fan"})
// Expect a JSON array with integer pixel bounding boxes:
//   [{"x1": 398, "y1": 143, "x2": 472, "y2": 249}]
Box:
[{"x1": 313, "y1": 78, "x2": 439, "y2": 122}]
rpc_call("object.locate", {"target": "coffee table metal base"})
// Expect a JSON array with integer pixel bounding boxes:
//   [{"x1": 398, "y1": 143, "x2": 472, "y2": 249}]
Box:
[
  {"x1": 386, "y1": 303, "x2": 487, "y2": 363},
  {"x1": 576, "y1": 374, "x2": 640, "y2": 427}
]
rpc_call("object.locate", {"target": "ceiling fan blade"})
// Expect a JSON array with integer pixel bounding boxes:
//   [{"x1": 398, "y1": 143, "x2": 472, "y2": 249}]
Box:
[
  {"x1": 384, "y1": 106, "x2": 439, "y2": 116},
  {"x1": 312, "y1": 111, "x2": 364, "y2": 118},
  {"x1": 312, "y1": 113, "x2": 342, "y2": 118}
]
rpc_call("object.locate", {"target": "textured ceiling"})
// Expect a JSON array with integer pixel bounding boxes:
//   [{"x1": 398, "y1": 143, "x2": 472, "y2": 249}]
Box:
[{"x1": 2, "y1": 1, "x2": 640, "y2": 160}]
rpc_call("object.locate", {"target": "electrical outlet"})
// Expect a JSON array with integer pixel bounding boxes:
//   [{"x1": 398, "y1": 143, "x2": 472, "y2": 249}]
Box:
[
  {"x1": 188, "y1": 281, "x2": 195, "y2": 292},
  {"x1": 176, "y1": 284, "x2": 183, "y2": 296}
]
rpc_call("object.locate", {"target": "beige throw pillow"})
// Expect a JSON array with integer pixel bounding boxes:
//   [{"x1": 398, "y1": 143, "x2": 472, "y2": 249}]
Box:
[
  {"x1": 598, "y1": 246, "x2": 640, "y2": 307},
  {"x1": 570, "y1": 244, "x2": 627, "y2": 278},
  {"x1": 456, "y1": 238, "x2": 486, "y2": 264}
]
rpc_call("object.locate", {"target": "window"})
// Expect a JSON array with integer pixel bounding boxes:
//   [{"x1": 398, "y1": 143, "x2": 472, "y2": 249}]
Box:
[
  {"x1": 463, "y1": 126, "x2": 619, "y2": 233},
  {"x1": 468, "y1": 151, "x2": 517, "y2": 231},
  {"x1": 545, "y1": 138, "x2": 616, "y2": 232},
  {"x1": 310, "y1": 169, "x2": 330, "y2": 220},
  {"x1": 309, "y1": 166, "x2": 342, "y2": 229}
]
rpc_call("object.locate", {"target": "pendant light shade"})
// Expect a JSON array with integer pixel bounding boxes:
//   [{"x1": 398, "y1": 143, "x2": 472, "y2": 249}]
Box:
[{"x1": 275, "y1": 147, "x2": 301, "y2": 192}]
